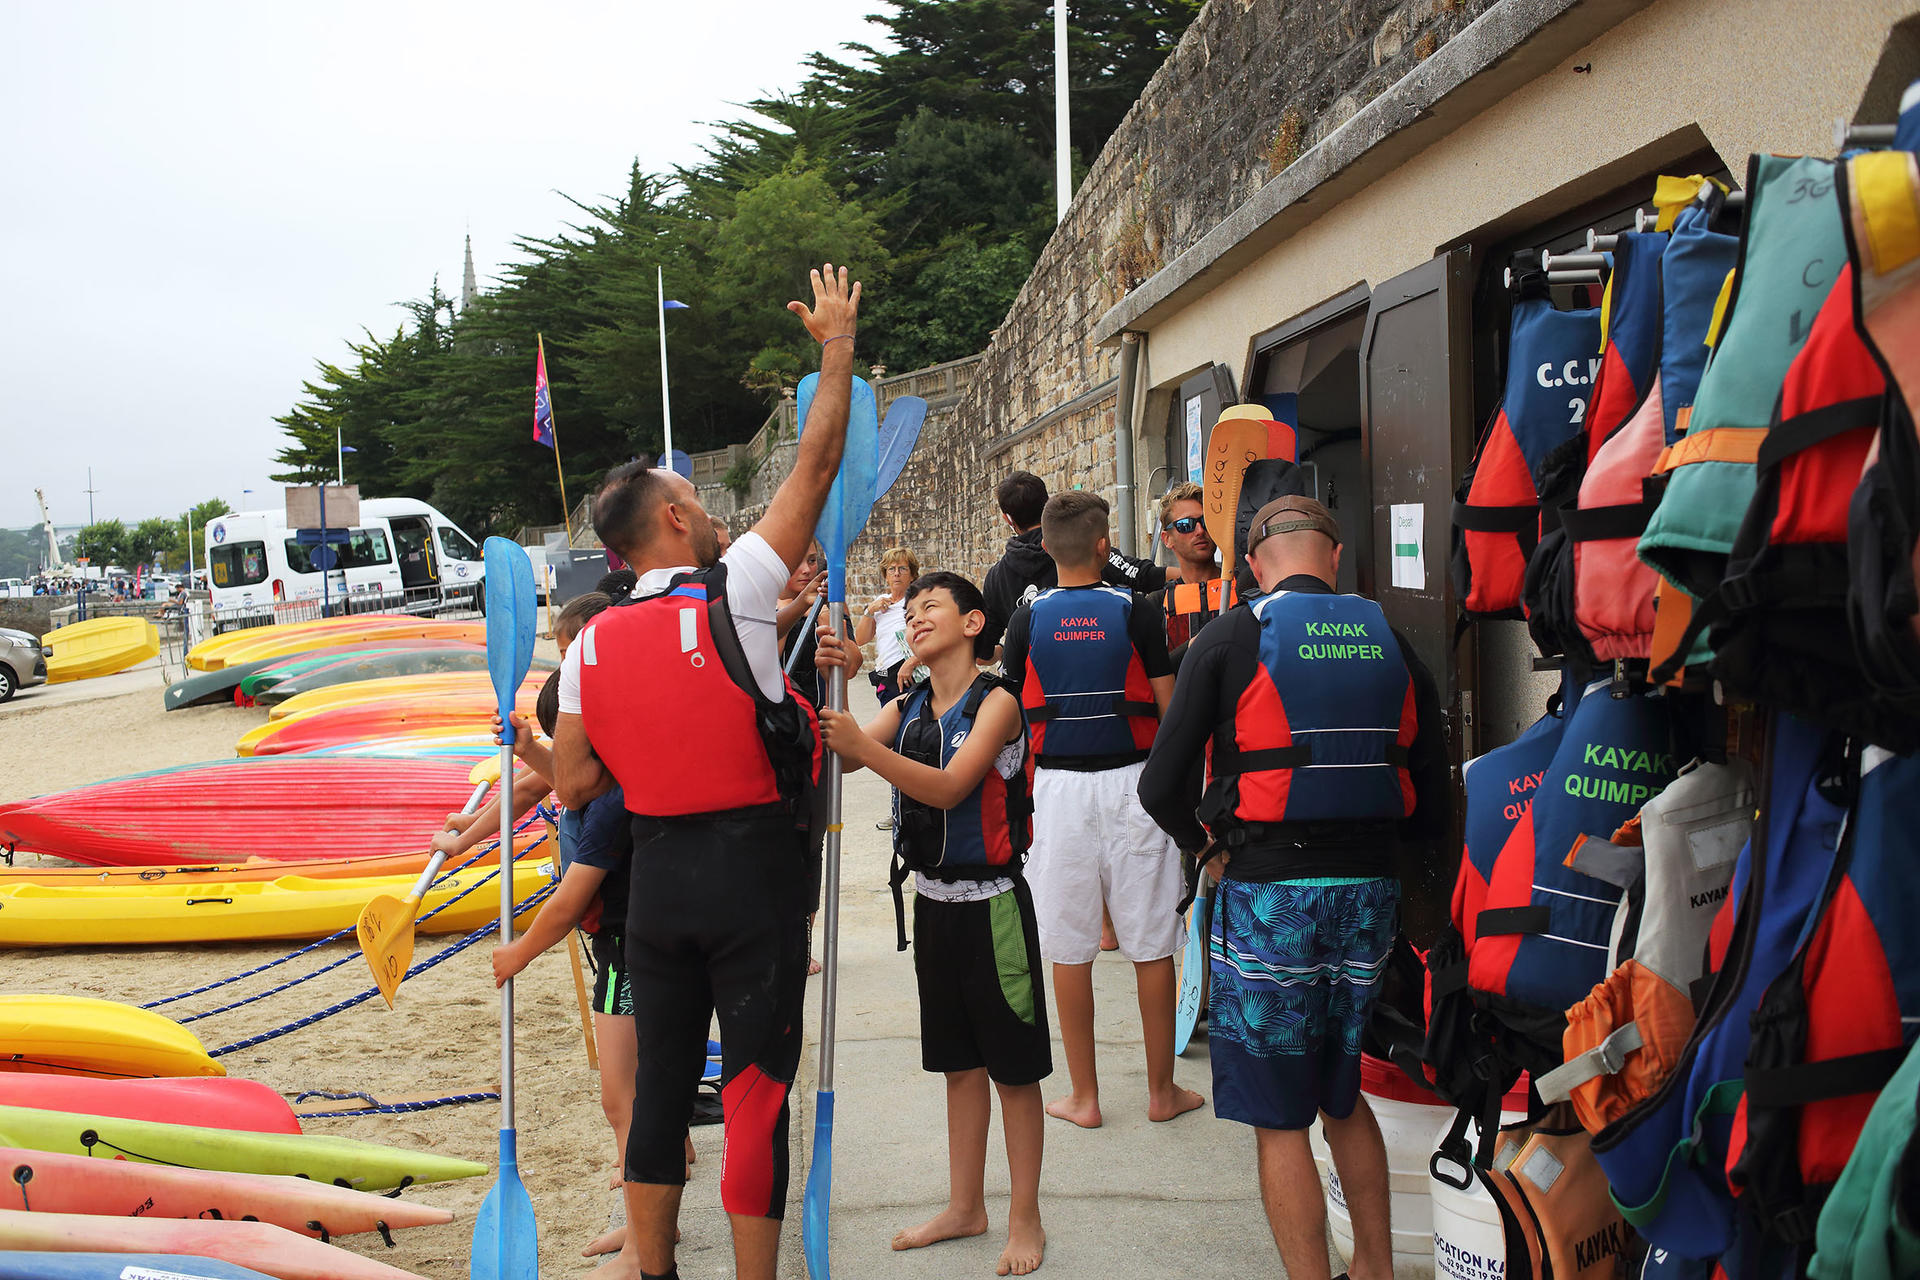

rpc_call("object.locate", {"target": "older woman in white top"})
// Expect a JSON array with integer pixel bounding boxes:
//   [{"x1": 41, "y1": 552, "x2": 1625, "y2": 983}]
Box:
[{"x1": 853, "y1": 544, "x2": 922, "y2": 707}]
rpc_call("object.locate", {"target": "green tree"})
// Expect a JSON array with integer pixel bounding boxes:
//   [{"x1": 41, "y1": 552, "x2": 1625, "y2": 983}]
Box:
[
  {"x1": 74, "y1": 520, "x2": 130, "y2": 568},
  {"x1": 872, "y1": 232, "x2": 1034, "y2": 370},
  {"x1": 0, "y1": 528, "x2": 39, "y2": 579}
]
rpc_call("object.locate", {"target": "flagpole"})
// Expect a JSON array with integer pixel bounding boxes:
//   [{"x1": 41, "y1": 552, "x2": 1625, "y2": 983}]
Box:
[
  {"x1": 539, "y1": 334, "x2": 574, "y2": 546},
  {"x1": 1054, "y1": 0, "x2": 1072, "y2": 222},
  {"x1": 657, "y1": 267, "x2": 674, "y2": 465}
]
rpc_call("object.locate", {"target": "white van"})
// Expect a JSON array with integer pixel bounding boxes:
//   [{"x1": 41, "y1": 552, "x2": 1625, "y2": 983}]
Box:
[{"x1": 203, "y1": 497, "x2": 485, "y2": 626}]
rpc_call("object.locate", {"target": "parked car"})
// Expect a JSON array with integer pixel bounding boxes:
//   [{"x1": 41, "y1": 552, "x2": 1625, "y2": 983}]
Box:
[{"x1": 0, "y1": 628, "x2": 51, "y2": 702}]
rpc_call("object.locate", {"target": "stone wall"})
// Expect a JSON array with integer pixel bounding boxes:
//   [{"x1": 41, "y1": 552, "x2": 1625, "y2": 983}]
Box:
[
  {"x1": 0, "y1": 599, "x2": 62, "y2": 639},
  {"x1": 715, "y1": 0, "x2": 1503, "y2": 592}
]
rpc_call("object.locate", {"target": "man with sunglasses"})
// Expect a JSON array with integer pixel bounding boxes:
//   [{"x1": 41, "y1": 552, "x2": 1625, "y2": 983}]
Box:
[{"x1": 1154, "y1": 482, "x2": 1233, "y2": 668}]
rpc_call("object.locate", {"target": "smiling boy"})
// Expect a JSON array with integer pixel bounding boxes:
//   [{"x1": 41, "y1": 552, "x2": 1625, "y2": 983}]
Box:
[{"x1": 816, "y1": 571, "x2": 1049, "y2": 1277}]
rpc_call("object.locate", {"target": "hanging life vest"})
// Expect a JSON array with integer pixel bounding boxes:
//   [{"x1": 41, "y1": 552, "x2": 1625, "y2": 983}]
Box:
[
  {"x1": 1521, "y1": 229, "x2": 1671, "y2": 666},
  {"x1": 1844, "y1": 144, "x2": 1920, "y2": 725},
  {"x1": 1592, "y1": 714, "x2": 1851, "y2": 1262},
  {"x1": 1197, "y1": 590, "x2": 1415, "y2": 863},
  {"x1": 1639, "y1": 155, "x2": 1849, "y2": 680},
  {"x1": 1729, "y1": 745, "x2": 1920, "y2": 1248},
  {"x1": 576, "y1": 562, "x2": 822, "y2": 822},
  {"x1": 1018, "y1": 585, "x2": 1159, "y2": 767},
  {"x1": 1451, "y1": 282, "x2": 1604, "y2": 620},
  {"x1": 1539, "y1": 756, "x2": 1755, "y2": 1134},
  {"x1": 884, "y1": 673, "x2": 1035, "y2": 950}
]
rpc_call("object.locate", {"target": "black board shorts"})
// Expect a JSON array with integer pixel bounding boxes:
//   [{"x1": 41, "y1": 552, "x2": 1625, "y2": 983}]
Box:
[{"x1": 913, "y1": 879, "x2": 1053, "y2": 1086}]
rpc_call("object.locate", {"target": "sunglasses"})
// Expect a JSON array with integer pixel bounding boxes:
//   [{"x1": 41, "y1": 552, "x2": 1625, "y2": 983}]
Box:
[{"x1": 1163, "y1": 516, "x2": 1206, "y2": 535}]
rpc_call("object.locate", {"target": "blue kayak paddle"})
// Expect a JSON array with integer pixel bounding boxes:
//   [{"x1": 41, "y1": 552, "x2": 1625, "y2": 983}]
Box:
[
  {"x1": 874, "y1": 395, "x2": 927, "y2": 498},
  {"x1": 472, "y1": 536, "x2": 539, "y2": 1280},
  {"x1": 796, "y1": 368, "x2": 887, "y2": 1280}
]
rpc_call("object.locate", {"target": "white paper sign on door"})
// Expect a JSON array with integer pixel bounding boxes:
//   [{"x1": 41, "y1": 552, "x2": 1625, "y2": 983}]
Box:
[
  {"x1": 1390, "y1": 503, "x2": 1425, "y2": 590},
  {"x1": 1184, "y1": 399, "x2": 1204, "y2": 482}
]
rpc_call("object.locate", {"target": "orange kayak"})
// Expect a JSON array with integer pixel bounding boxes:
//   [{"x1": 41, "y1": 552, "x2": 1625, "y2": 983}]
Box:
[{"x1": 0, "y1": 1209, "x2": 427, "y2": 1280}]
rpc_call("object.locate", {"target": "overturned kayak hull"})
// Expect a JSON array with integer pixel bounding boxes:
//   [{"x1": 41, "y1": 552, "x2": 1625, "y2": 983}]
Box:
[
  {"x1": 0, "y1": 1076, "x2": 297, "y2": 1134},
  {"x1": 0, "y1": 756, "x2": 483, "y2": 866},
  {"x1": 0, "y1": 996, "x2": 220, "y2": 1079},
  {"x1": 197, "y1": 620, "x2": 485, "y2": 671},
  {"x1": 0, "y1": 1253, "x2": 277, "y2": 1280},
  {"x1": 45, "y1": 618, "x2": 160, "y2": 683},
  {"x1": 0, "y1": 1209, "x2": 429, "y2": 1280},
  {"x1": 241, "y1": 696, "x2": 538, "y2": 757}
]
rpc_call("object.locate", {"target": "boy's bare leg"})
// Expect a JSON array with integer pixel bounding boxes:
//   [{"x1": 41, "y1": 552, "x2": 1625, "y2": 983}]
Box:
[
  {"x1": 729, "y1": 1214, "x2": 781, "y2": 1280},
  {"x1": 1044, "y1": 961, "x2": 1101, "y2": 1128},
  {"x1": 1100, "y1": 906, "x2": 1118, "y2": 952},
  {"x1": 1320, "y1": 1097, "x2": 1393, "y2": 1280},
  {"x1": 894, "y1": 1068, "x2": 992, "y2": 1249},
  {"x1": 585, "y1": 1012, "x2": 642, "y2": 1257},
  {"x1": 1134, "y1": 957, "x2": 1204, "y2": 1121},
  {"x1": 995, "y1": 1080, "x2": 1047, "y2": 1276},
  {"x1": 599, "y1": 1182, "x2": 682, "y2": 1278},
  {"x1": 1255, "y1": 1127, "x2": 1333, "y2": 1280}
]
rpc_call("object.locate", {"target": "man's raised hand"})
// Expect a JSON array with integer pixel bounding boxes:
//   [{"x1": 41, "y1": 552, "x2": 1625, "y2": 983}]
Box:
[{"x1": 787, "y1": 263, "x2": 861, "y2": 344}]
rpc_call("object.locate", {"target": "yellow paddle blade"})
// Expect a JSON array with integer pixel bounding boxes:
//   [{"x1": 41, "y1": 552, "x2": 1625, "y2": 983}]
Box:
[
  {"x1": 357, "y1": 888, "x2": 425, "y2": 1009},
  {"x1": 1217, "y1": 403, "x2": 1274, "y2": 422},
  {"x1": 469, "y1": 754, "x2": 503, "y2": 787}
]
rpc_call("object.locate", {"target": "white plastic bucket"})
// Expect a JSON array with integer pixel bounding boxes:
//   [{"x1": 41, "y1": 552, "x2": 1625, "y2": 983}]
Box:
[
  {"x1": 1310, "y1": 1055, "x2": 1454, "y2": 1280},
  {"x1": 1428, "y1": 1092, "x2": 1529, "y2": 1280}
]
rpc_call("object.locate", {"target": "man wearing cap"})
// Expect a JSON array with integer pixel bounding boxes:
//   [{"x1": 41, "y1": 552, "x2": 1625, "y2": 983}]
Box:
[{"x1": 1138, "y1": 495, "x2": 1449, "y2": 1280}]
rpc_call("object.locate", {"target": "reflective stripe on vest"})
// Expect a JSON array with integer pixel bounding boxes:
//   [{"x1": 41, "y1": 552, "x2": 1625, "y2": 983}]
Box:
[
  {"x1": 1214, "y1": 590, "x2": 1414, "y2": 825},
  {"x1": 1453, "y1": 288, "x2": 1604, "y2": 619},
  {"x1": 1020, "y1": 585, "x2": 1158, "y2": 762},
  {"x1": 1467, "y1": 680, "x2": 1676, "y2": 1013},
  {"x1": 577, "y1": 568, "x2": 784, "y2": 817}
]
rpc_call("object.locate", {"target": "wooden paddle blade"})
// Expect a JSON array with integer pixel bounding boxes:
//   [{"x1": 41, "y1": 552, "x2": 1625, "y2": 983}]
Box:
[
  {"x1": 356, "y1": 891, "x2": 422, "y2": 1010},
  {"x1": 1204, "y1": 419, "x2": 1268, "y2": 574},
  {"x1": 1218, "y1": 403, "x2": 1274, "y2": 422}
]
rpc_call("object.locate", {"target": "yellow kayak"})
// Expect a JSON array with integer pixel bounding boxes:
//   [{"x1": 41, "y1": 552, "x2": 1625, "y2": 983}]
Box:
[
  {"x1": 185, "y1": 616, "x2": 388, "y2": 670},
  {"x1": 43, "y1": 617, "x2": 159, "y2": 683},
  {"x1": 194, "y1": 620, "x2": 486, "y2": 671},
  {"x1": 0, "y1": 858, "x2": 554, "y2": 948},
  {"x1": 0, "y1": 995, "x2": 222, "y2": 1078},
  {"x1": 235, "y1": 690, "x2": 539, "y2": 756},
  {"x1": 266, "y1": 671, "x2": 545, "y2": 721}
]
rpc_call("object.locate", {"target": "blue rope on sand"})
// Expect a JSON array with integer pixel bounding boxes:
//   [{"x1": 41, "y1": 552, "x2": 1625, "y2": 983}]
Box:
[
  {"x1": 291, "y1": 1089, "x2": 500, "y2": 1118},
  {"x1": 141, "y1": 815, "x2": 547, "y2": 1010},
  {"x1": 207, "y1": 880, "x2": 555, "y2": 1058},
  {"x1": 175, "y1": 845, "x2": 545, "y2": 1026}
]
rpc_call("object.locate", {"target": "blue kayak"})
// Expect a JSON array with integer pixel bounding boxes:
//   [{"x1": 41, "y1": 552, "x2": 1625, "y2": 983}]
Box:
[{"x1": 0, "y1": 1256, "x2": 276, "y2": 1280}]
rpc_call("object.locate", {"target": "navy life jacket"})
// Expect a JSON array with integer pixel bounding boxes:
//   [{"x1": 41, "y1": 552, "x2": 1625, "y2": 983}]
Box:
[
  {"x1": 1452, "y1": 282, "x2": 1604, "y2": 621},
  {"x1": 1018, "y1": 585, "x2": 1159, "y2": 767},
  {"x1": 1593, "y1": 714, "x2": 1850, "y2": 1262},
  {"x1": 1730, "y1": 745, "x2": 1920, "y2": 1249},
  {"x1": 884, "y1": 674, "x2": 1035, "y2": 950},
  {"x1": 577, "y1": 562, "x2": 821, "y2": 824},
  {"x1": 1202, "y1": 589, "x2": 1415, "y2": 832}
]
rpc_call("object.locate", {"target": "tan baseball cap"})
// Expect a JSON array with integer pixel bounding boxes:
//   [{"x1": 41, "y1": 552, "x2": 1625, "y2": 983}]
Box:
[{"x1": 1247, "y1": 496, "x2": 1341, "y2": 553}]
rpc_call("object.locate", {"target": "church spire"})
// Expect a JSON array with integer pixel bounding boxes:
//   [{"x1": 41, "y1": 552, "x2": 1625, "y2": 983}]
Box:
[{"x1": 461, "y1": 232, "x2": 478, "y2": 312}]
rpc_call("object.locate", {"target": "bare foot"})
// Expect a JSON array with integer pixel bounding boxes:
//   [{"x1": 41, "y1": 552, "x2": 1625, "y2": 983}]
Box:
[
  {"x1": 1045, "y1": 1094, "x2": 1102, "y2": 1129},
  {"x1": 684, "y1": 1134, "x2": 696, "y2": 1168},
  {"x1": 1099, "y1": 931, "x2": 1118, "y2": 952},
  {"x1": 809, "y1": 955, "x2": 823, "y2": 975},
  {"x1": 1147, "y1": 1084, "x2": 1205, "y2": 1122},
  {"x1": 581, "y1": 1225, "x2": 680, "y2": 1257},
  {"x1": 997, "y1": 1216, "x2": 1046, "y2": 1276},
  {"x1": 891, "y1": 1205, "x2": 989, "y2": 1251}
]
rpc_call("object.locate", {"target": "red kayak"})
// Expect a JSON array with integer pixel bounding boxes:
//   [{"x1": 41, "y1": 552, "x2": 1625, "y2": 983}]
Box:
[
  {"x1": 0, "y1": 1075, "x2": 299, "y2": 1134},
  {"x1": 246, "y1": 693, "x2": 540, "y2": 757},
  {"x1": 0, "y1": 757, "x2": 483, "y2": 866}
]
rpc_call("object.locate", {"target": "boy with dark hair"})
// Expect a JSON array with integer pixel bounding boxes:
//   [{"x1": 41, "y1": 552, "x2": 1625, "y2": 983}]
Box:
[
  {"x1": 981, "y1": 471, "x2": 1165, "y2": 651},
  {"x1": 815, "y1": 571, "x2": 1049, "y2": 1277},
  {"x1": 1002, "y1": 492, "x2": 1203, "y2": 1130}
]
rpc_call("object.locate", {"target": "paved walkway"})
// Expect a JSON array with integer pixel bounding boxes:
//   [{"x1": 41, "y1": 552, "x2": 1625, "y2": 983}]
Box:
[{"x1": 0, "y1": 656, "x2": 166, "y2": 714}]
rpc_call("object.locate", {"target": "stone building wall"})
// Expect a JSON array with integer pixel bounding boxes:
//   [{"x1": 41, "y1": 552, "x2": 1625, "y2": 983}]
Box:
[{"x1": 718, "y1": 0, "x2": 1503, "y2": 593}]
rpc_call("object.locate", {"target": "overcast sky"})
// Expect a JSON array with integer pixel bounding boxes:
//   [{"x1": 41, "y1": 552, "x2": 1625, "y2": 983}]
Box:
[{"x1": 1, "y1": 1, "x2": 891, "y2": 531}]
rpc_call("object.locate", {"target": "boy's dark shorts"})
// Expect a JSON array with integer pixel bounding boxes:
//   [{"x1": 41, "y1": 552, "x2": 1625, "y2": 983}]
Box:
[
  {"x1": 590, "y1": 929, "x2": 633, "y2": 1017},
  {"x1": 912, "y1": 878, "x2": 1052, "y2": 1086}
]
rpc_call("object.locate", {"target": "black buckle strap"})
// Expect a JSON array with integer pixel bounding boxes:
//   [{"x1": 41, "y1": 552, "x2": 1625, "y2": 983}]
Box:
[
  {"x1": 1475, "y1": 906, "x2": 1551, "y2": 937},
  {"x1": 1453, "y1": 500, "x2": 1541, "y2": 533},
  {"x1": 1560, "y1": 499, "x2": 1661, "y2": 543},
  {"x1": 1115, "y1": 698, "x2": 1159, "y2": 718},
  {"x1": 1756, "y1": 395, "x2": 1884, "y2": 472},
  {"x1": 1744, "y1": 1045, "x2": 1908, "y2": 1109},
  {"x1": 1215, "y1": 744, "x2": 1313, "y2": 773}
]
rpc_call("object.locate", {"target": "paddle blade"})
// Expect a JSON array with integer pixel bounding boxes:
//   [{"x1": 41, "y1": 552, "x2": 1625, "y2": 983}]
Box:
[
  {"x1": 875, "y1": 395, "x2": 927, "y2": 500},
  {"x1": 482, "y1": 538, "x2": 538, "y2": 722},
  {"x1": 1173, "y1": 891, "x2": 1207, "y2": 1056},
  {"x1": 356, "y1": 889, "x2": 422, "y2": 1010},
  {"x1": 471, "y1": 1128, "x2": 539, "y2": 1280},
  {"x1": 802, "y1": 1088, "x2": 834, "y2": 1280},
  {"x1": 1204, "y1": 418, "x2": 1268, "y2": 573},
  {"x1": 798, "y1": 375, "x2": 881, "y2": 603}
]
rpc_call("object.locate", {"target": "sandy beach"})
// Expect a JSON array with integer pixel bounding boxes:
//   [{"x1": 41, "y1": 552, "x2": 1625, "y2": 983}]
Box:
[{"x1": 0, "y1": 651, "x2": 698, "y2": 1279}]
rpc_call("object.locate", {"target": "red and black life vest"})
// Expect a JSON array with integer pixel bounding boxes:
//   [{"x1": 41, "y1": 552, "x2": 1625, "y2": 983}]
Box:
[
  {"x1": 576, "y1": 562, "x2": 821, "y2": 821},
  {"x1": 1019, "y1": 585, "x2": 1159, "y2": 767},
  {"x1": 885, "y1": 673, "x2": 1035, "y2": 949},
  {"x1": 1159, "y1": 576, "x2": 1235, "y2": 654},
  {"x1": 1202, "y1": 589, "x2": 1415, "y2": 830},
  {"x1": 1451, "y1": 282, "x2": 1603, "y2": 620}
]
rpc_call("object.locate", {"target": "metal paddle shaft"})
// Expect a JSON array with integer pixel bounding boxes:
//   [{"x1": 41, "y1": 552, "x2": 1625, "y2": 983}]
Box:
[
  {"x1": 497, "y1": 738, "x2": 516, "y2": 1128},
  {"x1": 817, "y1": 603, "x2": 847, "y2": 1091},
  {"x1": 786, "y1": 595, "x2": 827, "y2": 676}
]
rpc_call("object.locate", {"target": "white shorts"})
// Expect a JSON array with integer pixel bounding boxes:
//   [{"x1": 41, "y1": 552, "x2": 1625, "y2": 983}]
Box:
[{"x1": 1028, "y1": 760, "x2": 1185, "y2": 965}]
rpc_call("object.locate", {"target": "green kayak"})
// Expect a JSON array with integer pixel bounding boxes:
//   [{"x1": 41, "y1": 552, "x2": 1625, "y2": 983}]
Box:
[
  {"x1": 237, "y1": 645, "x2": 428, "y2": 700},
  {"x1": 0, "y1": 1105, "x2": 487, "y2": 1191},
  {"x1": 163, "y1": 659, "x2": 282, "y2": 711},
  {"x1": 257, "y1": 645, "x2": 554, "y2": 705}
]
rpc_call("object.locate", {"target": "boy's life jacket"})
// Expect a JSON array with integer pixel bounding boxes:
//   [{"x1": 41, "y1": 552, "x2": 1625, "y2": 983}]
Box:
[
  {"x1": 885, "y1": 673, "x2": 1035, "y2": 950},
  {"x1": 1017, "y1": 585, "x2": 1160, "y2": 768},
  {"x1": 1592, "y1": 715, "x2": 1850, "y2": 1261},
  {"x1": 1195, "y1": 589, "x2": 1415, "y2": 881},
  {"x1": 1540, "y1": 758, "x2": 1755, "y2": 1133},
  {"x1": 1452, "y1": 281, "x2": 1604, "y2": 620},
  {"x1": 1639, "y1": 154, "x2": 1848, "y2": 677},
  {"x1": 576, "y1": 561, "x2": 822, "y2": 823},
  {"x1": 1526, "y1": 230, "x2": 1670, "y2": 666},
  {"x1": 1729, "y1": 745, "x2": 1920, "y2": 1247},
  {"x1": 1845, "y1": 145, "x2": 1920, "y2": 722},
  {"x1": 1464, "y1": 681, "x2": 1678, "y2": 1017}
]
